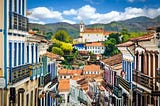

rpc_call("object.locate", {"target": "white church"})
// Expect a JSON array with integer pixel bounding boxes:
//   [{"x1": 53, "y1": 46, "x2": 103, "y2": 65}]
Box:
[{"x1": 79, "y1": 21, "x2": 112, "y2": 43}]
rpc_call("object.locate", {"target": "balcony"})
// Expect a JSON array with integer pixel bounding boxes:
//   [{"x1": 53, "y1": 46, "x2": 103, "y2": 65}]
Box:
[
  {"x1": 30, "y1": 63, "x2": 42, "y2": 80},
  {"x1": 102, "y1": 81, "x2": 113, "y2": 91},
  {"x1": 113, "y1": 86, "x2": 122, "y2": 98},
  {"x1": 117, "y1": 76, "x2": 130, "y2": 92},
  {"x1": 9, "y1": 12, "x2": 28, "y2": 32},
  {"x1": 133, "y1": 70, "x2": 153, "y2": 90},
  {"x1": 78, "y1": 96, "x2": 88, "y2": 105},
  {"x1": 43, "y1": 73, "x2": 51, "y2": 86},
  {"x1": 9, "y1": 64, "x2": 32, "y2": 84}
]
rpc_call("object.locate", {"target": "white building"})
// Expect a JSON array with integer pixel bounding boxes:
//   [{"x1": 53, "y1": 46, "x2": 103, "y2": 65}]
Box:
[
  {"x1": 86, "y1": 42, "x2": 105, "y2": 54},
  {"x1": 79, "y1": 21, "x2": 112, "y2": 43}
]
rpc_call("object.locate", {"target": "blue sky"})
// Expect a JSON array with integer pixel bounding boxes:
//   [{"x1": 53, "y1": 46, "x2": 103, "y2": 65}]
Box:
[{"x1": 27, "y1": 0, "x2": 160, "y2": 24}]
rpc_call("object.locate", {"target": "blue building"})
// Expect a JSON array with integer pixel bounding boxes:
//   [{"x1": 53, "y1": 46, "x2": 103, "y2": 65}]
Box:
[
  {"x1": 117, "y1": 41, "x2": 135, "y2": 106},
  {"x1": 73, "y1": 43, "x2": 85, "y2": 51}
]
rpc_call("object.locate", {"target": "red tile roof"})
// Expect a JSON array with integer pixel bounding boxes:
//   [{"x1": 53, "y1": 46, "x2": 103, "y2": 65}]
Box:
[
  {"x1": 83, "y1": 64, "x2": 101, "y2": 72},
  {"x1": 117, "y1": 41, "x2": 134, "y2": 47},
  {"x1": 58, "y1": 79, "x2": 70, "y2": 92},
  {"x1": 129, "y1": 33, "x2": 154, "y2": 41},
  {"x1": 83, "y1": 28, "x2": 104, "y2": 33},
  {"x1": 58, "y1": 69, "x2": 82, "y2": 75},
  {"x1": 102, "y1": 54, "x2": 122, "y2": 66},
  {"x1": 44, "y1": 52, "x2": 62, "y2": 60},
  {"x1": 86, "y1": 42, "x2": 104, "y2": 47}
]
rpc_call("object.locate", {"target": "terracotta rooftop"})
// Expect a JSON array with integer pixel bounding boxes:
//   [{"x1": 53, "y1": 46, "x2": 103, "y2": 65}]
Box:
[
  {"x1": 86, "y1": 42, "x2": 104, "y2": 47},
  {"x1": 44, "y1": 52, "x2": 62, "y2": 60},
  {"x1": 58, "y1": 79, "x2": 70, "y2": 92},
  {"x1": 117, "y1": 41, "x2": 134, "y2": 47},
  {"x1": 83, "y1": 64, "x2": 101, "y2": 72},
  {"x1": 102, "y1": 53, "x2": 122, "y2": 66},
  {"x1": 58, "y1": 69, "x2": 82, "y2": 75},
  {"x1": 83, "y1": 28, "x2": 104, "y2": 33},
  {"x1": 129, "y1": 33, "x2": 154, "y2": 41}
]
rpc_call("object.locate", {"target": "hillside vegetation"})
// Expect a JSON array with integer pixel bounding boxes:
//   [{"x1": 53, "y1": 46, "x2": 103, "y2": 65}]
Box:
[{"x1": 29, "y1": 15, "x2": 160, "y2": 39}]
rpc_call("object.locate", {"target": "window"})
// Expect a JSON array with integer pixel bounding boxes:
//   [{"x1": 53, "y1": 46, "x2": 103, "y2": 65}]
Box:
[
  {"x1": 14, "y1": 43, "x2": 17, "y2": 66},
  {"x1": 14, "y1": 0, "x2": 17, "y2": 12},
  {"x1": 35, "y1": 45, "x2": 38, "y2": 63},
  {"x1": 19, "y1": 0, "x2": 21, "y2": 14},
  {"x1": 9, "y1": 42, "x2": 12, "y2": 67},
  {"x1": 31, "y1": 45, "x2": 34, "y2": 63},
  {"x1": 22, "y1": 43, "x2": 24, "y2": 64},
  {"x1": 18, "y1": 43, "x2": 21, "y2": 65},
  {"x1": 27, "y1": 45, "x2": 29, "y2": 63},
  {"x1": 22, "y1": 0, "x2": 24, "y2": 15}
]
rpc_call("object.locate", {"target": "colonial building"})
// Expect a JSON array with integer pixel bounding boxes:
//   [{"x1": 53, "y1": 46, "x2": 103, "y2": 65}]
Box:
[
  {"x1": 0, "y1": 0, "x2": 42, "y2": 106},
  {"x1": 58, "y1": 79, "x2": 70, "y2": 106},
  {"x1": 117, "y1": 41, "x2": 135, "y2": 106},
  {"x1": 83, "y1": 64, "x2": 103, "y2": 75},
  {"x1": 86, "y1": 42, "x2": 105, "y2": 54},
  {"x1": 101, "y1": 53, "x2": 123, "y2": 106},
  {"x1": 69, "y1": 76, "x2": 90, "y2": 106},
  {"x1": 58, "y1": 69, "x2": 82, "y2": 79},
  {"x1": 79, "y1": 21, "x2": 112, "y2": 43},
  {"x1": 129, "y1": 31, "x2": 160, "y2": 106}
]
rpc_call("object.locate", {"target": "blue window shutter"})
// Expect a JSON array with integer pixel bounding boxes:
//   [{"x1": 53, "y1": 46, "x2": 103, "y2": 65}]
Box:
[
  {"x1": 14, "y1": 43, "x2": 17, "y2": 66},
  {"x1": 36, "y1": 45, "x2": 38, "y2": 63},
  {"x1": 31, "y1": 45, "x2": 34, "y2": 63},
  {"x1": 27, "y1": 45, "x2": 29, "y2": 63},
  {"x1": 18, "y1": 43, "x2": 21, "y2": 65},
  {"x1": 22, "y1": 43, "x2": 24, "y2": 64}
]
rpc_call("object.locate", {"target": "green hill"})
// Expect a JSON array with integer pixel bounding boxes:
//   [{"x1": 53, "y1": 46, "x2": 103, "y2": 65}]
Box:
[{"x1": 29, "y1": 15, "x2": 160, "y2": 39}]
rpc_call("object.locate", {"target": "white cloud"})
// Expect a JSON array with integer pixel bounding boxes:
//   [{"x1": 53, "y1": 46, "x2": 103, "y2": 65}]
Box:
[
  {"x1": 75, "y1": 5, "x2": 97, "y2": 20},
  {"x1": 61, "y1": 19, "x2": 76, "y2": 24},
  {"x1": 30, "y1": 20, "x2": 46, "y2": 25},
  {"x1": 27, "y1": 7, "x2": 63, "y2": 21},
  {"x1": 63, "y1": 9, "x2": 77, "y2": 15},
  {"x1": 88, "y1": 7, "x2": 160, "y2": 24},
  {"x1": 27, "y1": 5, "x2": 160, "y2": 25}
]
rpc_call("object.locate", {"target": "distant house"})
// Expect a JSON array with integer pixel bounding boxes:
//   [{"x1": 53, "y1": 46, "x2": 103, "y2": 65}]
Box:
[
  {"x1": 73, "y1": 43, "x2": 85, "y2": 51},
  {"x1": 83, "y1": 64, "x2": 103, "y2": 75},
  {"x1": 58, "y1": 69, "x2": 82, "y2": 79},
  {"x1": 86, "y1": 42, "x2": 105, "y2": 54},
  {"x1": 100, "y1": 53, "x2": 122, "y2": 106},
  {"x1": 58, "y1": 79, "x2": 70, "y2": 106}
]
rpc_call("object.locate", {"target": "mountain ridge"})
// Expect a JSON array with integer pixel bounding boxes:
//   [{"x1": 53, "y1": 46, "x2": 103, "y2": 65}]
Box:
[{"x1": 29, "y1": 15, "x2": 160, "y2": 39}]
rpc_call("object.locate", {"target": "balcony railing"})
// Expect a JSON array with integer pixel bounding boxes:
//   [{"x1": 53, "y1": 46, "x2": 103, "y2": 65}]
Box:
[
  {"x1": 9, "y1": 64, "x2": 32, "y2": 84},
  {"x1": 133, "y1": 70, "x2": 154, "y2": 90},
  {"x1": 30, "y1": 63, "x2": 42, "y2": 80},
  {"x1": 113, "y1": 86, "x2": 122, "y2": 98},
  {"x1": 102, "y1": 81, "x2": 113, "y2": 91},
  {"x1": 9, "y1": 12, "x2": 28, "y2": 31},
  {"x1": 43, "y1": 73, "x2": 51, "y2": 86},
  {"x1": 117, "y1": 76, "x2": 130, "y2": 92}
]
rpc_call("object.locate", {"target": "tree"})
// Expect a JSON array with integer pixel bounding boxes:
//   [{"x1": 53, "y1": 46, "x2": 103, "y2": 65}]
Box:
[
  {"x1": 53, "y1": 30, "x2": 72, "y2": 43},
  {"x1": 103, "y1": 37, "x2": 120, "y2": 56},
  {"x1": 60, "y1": 42, "x2": 73, "y2": 55},
  {"x1": 51, "y1": 47, "x2": 64, "y2": 56},
  {"x1": 121, "y1": 29, "x2": 131, "y2": 42},
  {"x1": 108, "y1": 33, "x2": 121, "y2": 44},
  {"x1": 46, "y1": 32, "x2": 53, "y2": 40}
]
